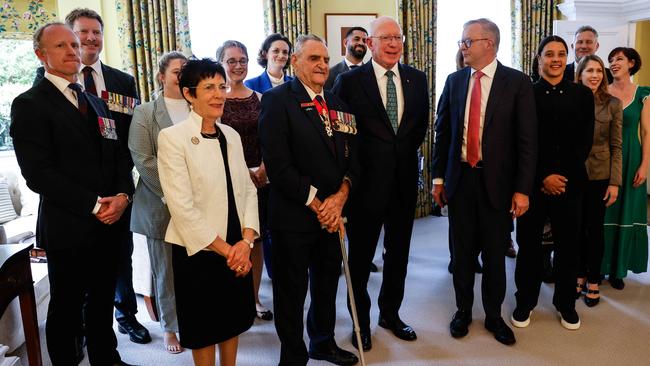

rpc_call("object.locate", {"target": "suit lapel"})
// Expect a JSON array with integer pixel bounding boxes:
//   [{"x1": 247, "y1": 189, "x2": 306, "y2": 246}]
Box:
[
  {"x1": 360, "y1": 62, "x2": 394, "y2": 134},
  {"x1": 483, "y1": 62, "x2": 507, "y2": 130},
  {"x1": 397, "y1": 64, "x2": 413, "y2": 136},
  {"x1": 101, "y1": 63, "x2": 117, "y2": 93},
  {"x1": 38, "y1": 79, "x2": 93, "y2": 140},
  {"x1": 153, "y1": 97, "x2": 174, "y2": 130},
  {"x1": 290, "y1": 80, "x2": 336, "y2": 157}
]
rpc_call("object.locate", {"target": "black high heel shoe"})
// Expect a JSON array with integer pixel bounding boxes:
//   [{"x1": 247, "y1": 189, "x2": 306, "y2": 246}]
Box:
[
  {"x1": 584, "y1": 288, "x2": 600, "y2": 307},
  {"x1": 609, "y1": 277, "x2": 625, "y2": 290},
  {"x1": 575, "y1": 282, "x2": 586, "y2": 299}
]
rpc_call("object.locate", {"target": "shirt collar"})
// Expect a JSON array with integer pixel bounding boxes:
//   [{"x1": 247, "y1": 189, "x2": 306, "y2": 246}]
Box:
[
  {"x1": 344, "y1": 58, "x2": 362, "y2": 68},
  {"x1": 188, "y1": 109, "x2": 220, "y2": 129},
  {"x1": 299, "y1": 79, "x2": 324, "y2": 101},
  {"x1": 471, "y1": 58, "x2": 498, "y2": 79},
  {"x1": 44, "y1": 71, "x2": 82, "y2": 93},
  {"x1": 82, "y1": 59, "x2": 102, "y2": 75},
  {"x1": 371, "y1": 59, "x2": 399, "y2": 80},
  {"x1": 267, "y1": 70, "x2": 284, "y2": 84}
]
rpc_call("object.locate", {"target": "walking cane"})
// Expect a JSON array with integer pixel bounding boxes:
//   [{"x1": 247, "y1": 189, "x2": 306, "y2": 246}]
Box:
[{"x1": 337, "y1": 218, "x2": 367, "y2": 366}]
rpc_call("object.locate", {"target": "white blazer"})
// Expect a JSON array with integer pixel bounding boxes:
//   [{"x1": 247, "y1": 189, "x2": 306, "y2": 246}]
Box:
[{"x1": 157, "y1": 110, "x2": 259, "y2": 256}]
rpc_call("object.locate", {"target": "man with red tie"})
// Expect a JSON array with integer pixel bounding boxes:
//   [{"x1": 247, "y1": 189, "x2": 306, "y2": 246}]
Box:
[
  {"x1": 432, "y1": 18, "x2": 537, "y2": 345},
  {"x1": 258, "y1": 34, "x2": 360, "y2": 366}
]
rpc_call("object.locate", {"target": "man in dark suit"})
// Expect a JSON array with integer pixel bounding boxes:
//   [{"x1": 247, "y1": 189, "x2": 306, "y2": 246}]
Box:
[
  {"x1": 432, "y1": 18, "x2": 537, "y2": 345},
  {"x1": 332, "y1": 16, "x2": 429, "y2": 350},
  {"x1": 11, "y1": 22, "x2": 135, "y2": 365},
  {"x1": 259, "y1": 34, "x2": 360, "y2": 366},
  {"x1": 324, "y1": 27, "x2": 367, "y2": 90},
  {"x1": 34, "y1": 8, "x2": 149, "y2": 345},
  {"x1": 564, "y1": 25, "x2": 613, "y2": 83}
]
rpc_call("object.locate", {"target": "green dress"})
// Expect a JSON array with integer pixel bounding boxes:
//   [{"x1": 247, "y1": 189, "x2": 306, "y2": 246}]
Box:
[{"x1": 602, "y1": 86, "x2": 650, "y2": 278}]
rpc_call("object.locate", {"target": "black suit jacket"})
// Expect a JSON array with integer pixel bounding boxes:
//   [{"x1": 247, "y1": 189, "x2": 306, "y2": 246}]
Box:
[
  {"x1": 563, "y1": 62, "x2": 614, "y2": 84},
  {"x1": 433, "y1": 62, "x2": 538, "y2": 210},
  {"x1": 10, "y1": 78, "x2": 134, "y2": 250},
  {"x1": 35, "y1": 64, "x2": 139, "y2": 165},
  {"x1": 258, "y1": 79, "x2": 359, "y2": 232},
  {"x1": 332, "y1": 62, "x2": 429, "y2": 212},
  {"x1": 533, "y1": 78, "x2": 595, "y2": 195},
  {"x1": 325, "y1": 60, "x2": 350, "y2": 90}
]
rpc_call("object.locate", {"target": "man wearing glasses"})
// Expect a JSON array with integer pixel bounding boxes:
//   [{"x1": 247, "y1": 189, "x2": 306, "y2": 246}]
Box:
[
  {"x1": 432, "y1": 18, "x2": 537, "y2": 345},
  {"x1": 332, "y1": 16, "x2": 429, "y2": 351}
]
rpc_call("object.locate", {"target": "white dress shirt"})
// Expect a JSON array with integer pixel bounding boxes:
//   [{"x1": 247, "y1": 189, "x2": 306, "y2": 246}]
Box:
[
  {"x1": 267, "y1": 71, "x2": 285, "y2": 88},
  {"x1": 461, "y1": 58, "x2": 498, "y2": 162},
  {"x1": 344, "y1": 58, "x2": 362, "y2": 68},
  {"x1": 371, "y1": 59, "x2": 404, "y2": 126},
  {"x1": 78, "y1": 59, "x2": 106, "y2": 97}
]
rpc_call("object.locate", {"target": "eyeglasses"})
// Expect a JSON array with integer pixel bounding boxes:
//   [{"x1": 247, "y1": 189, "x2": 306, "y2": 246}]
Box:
[
  {"x1": 370, "y1": 35, "x2": 405, "y2": 44},
  {"x1": 188, "y1": 83, "x2": 227, "y2": 94},
  {"x1": 225, "y1": 58, "x2": 248, "y2": 66},
  {"x1": 457, "y1": 38, "x2": 490, "y2": 48}
]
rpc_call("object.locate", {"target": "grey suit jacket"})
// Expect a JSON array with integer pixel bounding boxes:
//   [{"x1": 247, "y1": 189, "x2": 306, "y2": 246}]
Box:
[
  {"x1": 128, "y1": 96, "x2": 177, "y2": 239},
  {"x1": 325, "y1": 60, "x2": 350, "y2": 90},
  {"x1": 586, "y1": 94, "x2": 623, "y2": 185}
]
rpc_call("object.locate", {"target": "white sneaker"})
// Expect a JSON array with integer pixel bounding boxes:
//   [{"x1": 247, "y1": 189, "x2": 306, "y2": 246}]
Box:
[
  {"x1": 558, "y1": 310, "x2": 581, "y2": 330},
  {"x1": 510, "y1": 308, "x2": 532, "y2": 328}
]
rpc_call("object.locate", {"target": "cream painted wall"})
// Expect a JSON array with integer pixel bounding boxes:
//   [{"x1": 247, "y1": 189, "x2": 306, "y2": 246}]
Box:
[
  {"x1": 57, "y1": 0, "x2": 123, "y2": 70},
  {"x1": 310, "y1": 0, "x2": 398, "y2": 38},
  {"x1": 634, "y1": 20, "x2": 650, "y2": 86}
]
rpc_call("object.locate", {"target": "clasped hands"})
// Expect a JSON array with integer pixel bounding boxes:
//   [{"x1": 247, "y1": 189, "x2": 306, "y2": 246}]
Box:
[
  {"x1": 95, "y1": 195, "x2": 129, "y2": 225},
  {"x1": 310, "y1": 193, "x2": 346, "y2": 234},
  {"x1": 226, "y1": 240, "x2": 252, "y2": 277},
  {"x1": 249, "y1": 164, "x2": 268, "y2": 188},
  {"x1": 541, "y1": 174, "x2": 567, "y2": 195}
]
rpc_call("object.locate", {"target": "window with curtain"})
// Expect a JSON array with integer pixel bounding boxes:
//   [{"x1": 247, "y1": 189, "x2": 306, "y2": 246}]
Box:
[
  {"x1": 435, "y1": 0, "x2": 513, "y2": 101},
  {"x1": 187, "y1": 0, "x2": 266, "y2": 79}
]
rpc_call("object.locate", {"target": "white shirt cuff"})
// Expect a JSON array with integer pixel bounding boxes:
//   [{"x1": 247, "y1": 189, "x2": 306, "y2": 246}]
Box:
[
  {"x1": 433, "y1": 178, "x2": 444, "y2": 185},
  {"x1": 305, "y1": 186, "x2": 318, "y2": 206},
  {"x1": 92, "y1": 196, "x2": 102, "y2": 214}
]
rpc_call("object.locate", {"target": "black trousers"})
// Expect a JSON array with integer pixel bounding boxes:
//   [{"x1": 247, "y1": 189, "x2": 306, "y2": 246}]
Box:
[
  {"x1": 45, "y1": 230, "x2": 121, "y2": 365},
  {"x1": 113, "y1": 228, "x2": 137, "y2": 322},
  {"x1": 515, "y1": 189, "x2": 583, "y2": 313},
  {"x1": 347, "y1": 187, "x2": 416, "y2": 331},
  {"x1": 448, "y1": 165, "x2": 510, "y2": 318},
  {"x1": 578, "y1": 179, "x2": 609, "y2": 283},
  {"x1": 271, "y1": 229, "x2": 342, "y2": 366}
]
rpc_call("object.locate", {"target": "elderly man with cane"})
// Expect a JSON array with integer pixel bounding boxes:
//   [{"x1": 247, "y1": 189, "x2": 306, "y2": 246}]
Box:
[{"x1": 259, "y1": 33, "x2": 362, "y2": 366}]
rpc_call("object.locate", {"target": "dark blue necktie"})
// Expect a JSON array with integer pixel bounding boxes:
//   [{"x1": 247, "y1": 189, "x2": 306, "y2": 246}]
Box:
[{"x1": 68, "y1": 83, "x2": 88, "y2": 117}]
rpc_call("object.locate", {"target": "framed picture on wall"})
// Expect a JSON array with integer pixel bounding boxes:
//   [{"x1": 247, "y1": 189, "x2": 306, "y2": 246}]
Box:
[{"x1": 324, "y1": 13, "x2": 377, "y2": 65}]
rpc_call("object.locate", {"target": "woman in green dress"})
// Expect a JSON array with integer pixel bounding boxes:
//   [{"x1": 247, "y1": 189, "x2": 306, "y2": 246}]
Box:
[{"x1": 602, "y1": 47, "x2": 650, "y2": 289}]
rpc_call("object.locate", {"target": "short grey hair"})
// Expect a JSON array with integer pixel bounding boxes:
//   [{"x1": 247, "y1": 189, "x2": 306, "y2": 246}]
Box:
[
  {"x1": 463, "y1": 18, "x2": 500, "y2": 51},
  {"x1": 33, "y1": 22, "x2": 66, "y2": 51},
  {"x1": 574, "y1": 25, "x2": 598, "y2": 39},
  {"x1": 293, "y1": 34, "x2": 325, "y2": 56}
]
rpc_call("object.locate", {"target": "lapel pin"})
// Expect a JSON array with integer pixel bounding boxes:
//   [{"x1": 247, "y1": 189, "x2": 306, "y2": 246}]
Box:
[{"x1": 191, "y1": 136, "x2": 200, "y2": 145}]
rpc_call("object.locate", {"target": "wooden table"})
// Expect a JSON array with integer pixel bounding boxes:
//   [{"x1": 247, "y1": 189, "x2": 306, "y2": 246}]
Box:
[{"x1": 0, "y1": 243, "x2": 42, "y2": 366}]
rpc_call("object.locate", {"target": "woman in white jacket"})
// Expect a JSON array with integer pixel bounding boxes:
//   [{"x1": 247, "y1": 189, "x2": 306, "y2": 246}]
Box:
[{"x1": 157, "y1": 58, "x2": 259, "y2": 366}]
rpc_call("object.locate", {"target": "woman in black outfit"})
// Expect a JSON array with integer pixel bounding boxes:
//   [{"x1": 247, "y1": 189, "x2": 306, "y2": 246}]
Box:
[{"x1": 511, "y1": 35, "x2": 594, "y2": 331}]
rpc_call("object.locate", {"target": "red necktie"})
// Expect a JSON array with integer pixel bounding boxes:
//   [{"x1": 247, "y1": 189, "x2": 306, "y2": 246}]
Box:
[{"x1": 467, "y1": 70, "x2": 484, "y2": 167}]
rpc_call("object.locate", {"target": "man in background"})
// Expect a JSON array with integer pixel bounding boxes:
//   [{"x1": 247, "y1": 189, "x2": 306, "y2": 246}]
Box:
[
  {"x1": 325, "y1": 26, "x2": 368, "y2": 90},
  {"x1": 565, "y1": 25, "x2": 613, "y2": 83}
]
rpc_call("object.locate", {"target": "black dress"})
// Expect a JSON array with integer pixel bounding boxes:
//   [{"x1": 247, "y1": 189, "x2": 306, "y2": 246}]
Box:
[{"x1": 171, "y1": 126, "x2": 255, "y2": 349}]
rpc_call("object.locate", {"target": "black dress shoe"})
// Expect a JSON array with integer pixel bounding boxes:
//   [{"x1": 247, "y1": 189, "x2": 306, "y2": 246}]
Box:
[
  {"x1": 609, "y1": 277, "x2": 625, "y2": 290},
  {"x1": 117, "y1": 318, "x2": 152, "y2": 344},
  {"x1": 351, "y1": 331, "x2": 372, "y2": 351},
  {"x1": 450, "y1": 310, "x2": 472, "y2": 338},
  {"x1": 485, "y1": 317, "x2": 516, "y2": 345},
  {"x1": 309, "y1": 344, "x2": 358, "y2": 366},
  {"x1": 369, "y1": 262, "x2": 379, "y2": 272},
  {"x1": 378, "y1": 315, "x2": 417, "y2": 341}
]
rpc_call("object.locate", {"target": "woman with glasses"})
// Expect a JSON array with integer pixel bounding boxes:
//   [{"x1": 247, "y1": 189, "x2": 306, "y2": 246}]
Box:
[
  {"x1": 575, "y1": 54, "x2": 623, "y2": 306},
  {"x1": 245, "y1": 33, "x2": 293, "y2": 93},
  {"x1": 158, "y1": 58, "x2": 258, "y2": 366},
  {"x1": 602, "y1": 47, "x2": 650, "y2": 290},
  {"x1": 217, "y1": 40, "x2": 273, "y2": 321},
  {"x1": 129, "y1": 51, "x2": 188, "y2": 354}
]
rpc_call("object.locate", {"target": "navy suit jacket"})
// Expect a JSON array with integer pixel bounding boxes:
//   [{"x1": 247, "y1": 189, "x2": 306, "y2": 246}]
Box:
[
  {"x1": 258, "y1": 78, "x2": 359, "y2": 232},
  {"x1": 325, "y1": 60, "x2": 350, "y2": 90},
  {"x1": 244, "y1": 70, "x2": 293, "y2": 94},
  {"x1": 332, "y1": 62, "x2": 429, "y2": 212},
  {"x1": 10, "y1": 78, "x2": 134, "y2": 250},
  {"x1": 432, "y1": 62, "x2": 538, "y2": 210}
]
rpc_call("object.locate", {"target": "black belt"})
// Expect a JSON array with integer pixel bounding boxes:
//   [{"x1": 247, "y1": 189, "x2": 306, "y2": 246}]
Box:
[{"x1": 461, "y1": 161, "x2": 484, "y2": 168}]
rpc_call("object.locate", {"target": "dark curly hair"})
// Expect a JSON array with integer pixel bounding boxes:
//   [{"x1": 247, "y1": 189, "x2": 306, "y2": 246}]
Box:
[{"x1": 256, "y1": 33, "x2": 292, "y2": 69}]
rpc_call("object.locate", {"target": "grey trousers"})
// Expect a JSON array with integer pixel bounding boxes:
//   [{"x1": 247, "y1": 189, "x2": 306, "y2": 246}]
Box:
[{"x1": 146, "y1": 237, "x2": 179, "y2": 332}]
